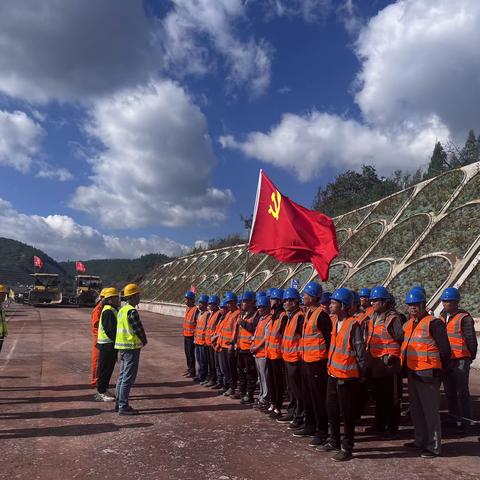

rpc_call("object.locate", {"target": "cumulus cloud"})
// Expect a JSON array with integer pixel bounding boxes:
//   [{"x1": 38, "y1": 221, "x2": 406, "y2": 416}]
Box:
[
  {"x1": 0, "y1": 198, "x2": 188, "y2": 261},
  {"x1": 265, "y1": 0, "x2": 332, "y2": 22},
  {"x1": 70, "y1": 80, "x2": 233, "y2": 229},
  {"x1": 160, "y1": 0, "x2": 273, "y2": 95},
  {"x1": 221, "y1": 0, "x2": 480, "y2": 178},
  {"x1": 0, "y1": 0, "x2": 154, "y2": 103}
]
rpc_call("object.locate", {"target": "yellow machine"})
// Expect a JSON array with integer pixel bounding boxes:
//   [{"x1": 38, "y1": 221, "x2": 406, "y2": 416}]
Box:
[
  {"x1": 27, "y1": 273, "x2": 62, "y2": 306},
  {"x1": 74, "y1": 275, "x2": 102, "y2": 307}
]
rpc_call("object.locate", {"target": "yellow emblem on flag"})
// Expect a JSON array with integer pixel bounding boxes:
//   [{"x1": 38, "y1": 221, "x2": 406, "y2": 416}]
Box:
[{"x1": 268, "y1": 190, "x2": 282, "y2": 220}]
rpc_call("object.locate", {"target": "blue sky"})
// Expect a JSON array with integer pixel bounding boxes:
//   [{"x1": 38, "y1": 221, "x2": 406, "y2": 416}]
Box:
[{"x1": 0, "y1": 0, "x2": 478, "y2": 260}]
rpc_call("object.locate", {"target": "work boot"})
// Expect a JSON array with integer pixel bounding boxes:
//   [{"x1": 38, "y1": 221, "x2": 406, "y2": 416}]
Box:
[
  {"x1": 309, "y1": 436, "x2": 328, "y2": 447},
  {"x1": 94, "y1": 392, "x2": 115, "y2": 402},
  {"x1": 269, "y1": 409, "x2": 281, "y2": 420},
  {"x1": 231, "y1": 392, "x2": 243, "y2": 400},
  {"x1": 217, "y1": 388, "x2": 227, "y2": 395},
  {"x1": 332, "y1": 450, "x2": 353, "y2": 462},
  {"x1": 119, "y1": 406, "x2": 139, "y2": 416},
  {"x1": 288, "y1": 419, "x2": 304, "y2": 430},
  {"x1": 223, "y1": 388, "x2": 234, "y2": 397},
  {"x1": 293, "y1": 428, "x2": 315, "y2": 437},
  {"x1": 276, "y1": 414, "x2": 294, "y2": 423},
  {"x1": 240, "y1": 395, "x2": 254, "y2": 404},
  {"x1": 211, "y1": 384, "x2": 223, "y2": 390},
  {"x1": 319, "y1": 441, "x2": 340, "y2": 452},
  {"x1": 205, "y1": 380, "x2": 216, "y2": 387}
]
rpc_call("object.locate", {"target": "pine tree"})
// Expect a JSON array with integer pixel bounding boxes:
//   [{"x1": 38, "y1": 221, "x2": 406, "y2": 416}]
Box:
[
  {"x1": 460, "y1": 129, "x2": 480, "y2": 165},
  {"x1": 425, "y1": 141, "x2": 448, "y2": 178}
]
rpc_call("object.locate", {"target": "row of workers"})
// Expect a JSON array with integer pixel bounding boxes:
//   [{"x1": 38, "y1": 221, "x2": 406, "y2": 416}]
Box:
[
  {"x1": 182, "y1": 283, "x2": 477, "y2": 461},
  {"x1": 89, "y1": 283, "x2": 147, "y2": 415},
  {"x1": 0, "y1": 285, "x2": 8, "y2": 352}
]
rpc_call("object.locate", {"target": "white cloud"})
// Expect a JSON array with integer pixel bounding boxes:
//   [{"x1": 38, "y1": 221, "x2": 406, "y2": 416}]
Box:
[
  {"x1": 0, "y1": 0, "x2": 154, "y2": 103},
  {"x1": 36, "y1": 161, "x2": 73, "y2": 182},
  {"x1": 160, "y1": 0, "x2": 273, "y2": 96},
  {"x1": 70, "y1": 80, "x2": 233, "y2": 229},
  {"x1": 0, "y1": 198, "x2": 188, "y2": 261},
  {"x1": 265, "y1": 0, "x2": 332, "y2": 22}
]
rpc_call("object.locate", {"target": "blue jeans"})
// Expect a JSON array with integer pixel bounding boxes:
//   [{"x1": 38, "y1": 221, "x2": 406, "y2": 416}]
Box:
[
  {"x1": 194, "y1": 345, "x2": 208, "y2": 381},
  {"x1": 116, "y1": 349, "x2": 141, "y2": 410}
]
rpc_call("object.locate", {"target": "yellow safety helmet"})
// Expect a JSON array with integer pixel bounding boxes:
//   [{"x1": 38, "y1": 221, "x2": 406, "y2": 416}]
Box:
[
  {"x1": 99, "y1": 288, "x2": 107, "y2": 298},
  {"x1": 123, "y1": 283, "x2": 140, "y2": 297},
  {"x1": 102, "y1": 287, "x2": 119, "y2": 299},
  {"x1": 0, "y1": 284, "x2": 7, "y2": 293}
]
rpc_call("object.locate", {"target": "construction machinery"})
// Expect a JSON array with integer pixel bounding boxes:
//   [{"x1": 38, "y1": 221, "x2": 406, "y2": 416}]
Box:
[
  {"x1": 74, "y1": 275, "x2": 102, "y2": 307},
  {"x1": 27, "y1": 273, "x2": 62, "y2": 306}
]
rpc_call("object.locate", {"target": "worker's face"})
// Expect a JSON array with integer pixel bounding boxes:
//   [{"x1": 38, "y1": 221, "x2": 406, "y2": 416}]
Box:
[
  {"x1": 360, "y1": 297, "x2": 370, "y2": 309},
  {"x1": 258, "y1": 305, "x2": 270, "y2": 316},
  {"x1": 408, "y1": 302, "x2": 426, "y2": 319},
  {"x1": 348, "y1": 301, "x2": 360, "y2": 316},
  {"x1": 241, "y1": 299, "x2": 255, "y2": 312},
  {"x1": 442, "y1": 300, "x2": 459, "y2": 314},
  {"x1": 270, "y1": 298, "x2": 281, "y2": 309},
  {"x1": 111, "y1": 296, "x2": 120, "y2": 308},
  {"x1": 198, "y1": 301, "x2": 208, "y2": 312},
  {"x1": 185, "y1": 297, "x2": 195, "y2": 307},
  {"x1": 208, "y1": 303, "x2": 219, "y2": 312},
  {"x1": 284, "y1": 298, "x2": 299, "y2": 312},
  {"x1": 227, "y1": 300, "x2": 237, "y2": 312},
  {"x1": 371, "y1": 298, "x2": 387, "y2": 313},
  {"x1": 329, "y1": 299, "x2": 342, "y2": 316},
  {"x1": 302, "y1": 293, "x2": 316, "y2": 307}
]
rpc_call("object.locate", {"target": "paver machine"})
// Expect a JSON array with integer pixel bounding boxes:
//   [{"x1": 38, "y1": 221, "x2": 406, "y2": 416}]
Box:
[
  {"x1": 27, "y1": 273, "x2": 63, "y2": 306},
  {"x1": 74, "y1": 275, "x2": 102, "y2": 307}
]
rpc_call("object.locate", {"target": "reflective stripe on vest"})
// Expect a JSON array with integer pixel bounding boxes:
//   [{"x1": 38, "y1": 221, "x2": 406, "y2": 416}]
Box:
[
  {"x1": 266, "y1": 312, "x2": 286, "y2": 360},
  {"x1": 238, "y1": 312, "x2": 258, "y2": 351},
  {"x1": 301, "y1": 306, "x2": 327, "y2": 362},
  {"x1": 205, "y1": 310, "x2": 222, "y2": 346},
  {"x1": 252, "y1": 315, "x2": 271, "y2": 358},
  {"x1": 115, "y1": 304, "x2": 142, "y2": 350},
  {"x1": 0, "y1": 309, "x2": 7, "y2": 338},
  {"x1": 400, "y1": 315, "x2": 441, "y2": 370},
  {"x1": 97, "y1": 305, "x2": 117, "y2": 344},
  {"x1": 366, "y1": 312, "x2": 401, "y2": 359},
  {"x1": 442, "y1": 312, "x2": 471, "y2": 359},
  {"x1": 194, "y1": 310, "x2": 210, "y2": 345},
  {"x1": 327, "y1": 315, "x2": 359, "y2": 379},
  {"x1": 183, "y1": 306, "x2": 198, "y2": 337},
  {"x1": 282, "y1": 310, "x2": 303, "y2": 362},
  {"x1": 218, "y1": 309, "x2": 240, "y2": 348}
]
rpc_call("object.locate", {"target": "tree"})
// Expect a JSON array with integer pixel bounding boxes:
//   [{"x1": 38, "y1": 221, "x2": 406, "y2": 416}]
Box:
[
  {"x1": 425, "y1": 141, "x2": 449, "y2": 179},
  {"x1": 459, "y1": 129, "x2": 480, "y2": 165}
]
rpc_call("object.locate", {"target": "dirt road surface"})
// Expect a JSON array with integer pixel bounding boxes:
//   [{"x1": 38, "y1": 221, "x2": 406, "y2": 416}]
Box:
[{"x1": 0, "y1": 304, "x2": 478, "y2": 480}]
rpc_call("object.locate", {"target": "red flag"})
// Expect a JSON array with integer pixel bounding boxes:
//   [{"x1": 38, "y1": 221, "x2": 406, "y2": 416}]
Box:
[
  {"x1": 76, "y1": 261, "x2": 86, "y2": 273},
  {"x1": 190, "y1": 285, "x2": 197, "y2": 294},
  {"x1": 249, "y1": 170, "x2": 338, "y2": 281},
  {"x1": 33, "y1": 255, "x2": 43, "y2": 269}
]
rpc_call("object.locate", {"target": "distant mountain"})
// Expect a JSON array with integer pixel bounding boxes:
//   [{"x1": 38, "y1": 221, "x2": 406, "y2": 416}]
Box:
[
  {"x1": 59, "y1": 253, "x2": 171, "y2": 289},
  {"x1": 0, "y1": 237, "x2": 67, "y2": 287}
]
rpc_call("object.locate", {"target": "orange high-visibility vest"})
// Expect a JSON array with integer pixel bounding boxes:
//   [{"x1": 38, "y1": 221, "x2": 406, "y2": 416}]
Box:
[
  {"x1": 237, "y1": 312, "x2": 258, "y2": 351},
  {"x1": 282, "y1": 310, "x2": 303, "y2": 363},
  {"x1": 354, "y1": 306, "x2": 372, "y2": 325},
  {"x1": 441, "y1": 311, "x2": 471, "y2": 359},
  {"x1": 91, "y1": 301, "x2": 103, "y2": 335},
  {"x1": 266, "y1": 312, "x2": 286, "y2": 360},
  {"x1": 301, "y1": 305, "x2": 328, "y2": 363},
  {"x1": 401, "y1": 315, "x2": 441, "y2": 370},
  {"x1": 327, "y1": 315, "x2": 360, "y2": 379},
  {"x1": 194, "y1": 310, "x2": 210, "y2": 346},
  {"x1": 183, "y1": 306, "x2": 198, "y2": 337},
  {"x1": 217, "y1": 309, "x2": 240, "y2": 348},
  {"x1": 252, "y1": 314, "x2": 271, "y2": 358},
  {"x1": 205, "y1": 309, "x2": 222, "y2": 346},
  {"x1": 366, "y1": 312, "x2": 401, "y2": 359}
]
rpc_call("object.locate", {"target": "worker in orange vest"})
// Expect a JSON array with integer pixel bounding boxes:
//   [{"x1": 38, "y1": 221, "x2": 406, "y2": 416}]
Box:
[
  {"x1": 193, "y1": 294, "x2": 210, "y2": 383},
  {"x1": 359, "y1": 288, "x2": 372, "y2": 314},
  {"x1": 90, "y1": 288, "x2": 106, "y2": 387},
  {"x1": 280, "y1": 288, "x2": 305, "y2": 429},
  {"x1": 297, "y1": 281, "x2": 331, "y2": 447},
  {"x1": 401, "y1": 288, "x2": 451, "y2": 458},
  {"x1": 183, "y1": 291, "x2": 199, "y2": 378},
  {"x1": 251, "y1": 295, "x2": 272, "y2": 410},
  {"x1": 322, "y1": 288, "x2": 367, "y2": 462},
  {"x1": 439, "y1": 287, "x2": 477, "y2": 433},
  {"x1": 217, "y1": 291, "x2": 240, "y2": 397},
  {"x1": 204, "y1": 295, "x2": 223, "y2": 387},
  {"x1": 265, "y1": 288, "x2": 286, "y2": 419},
  {"x1": 364, "y1": 285, "x2": 404, "y2": 436},
  {"x1": 233, "y1": 290, "x2": 259, "y2": 404},
  {"x1": 211, "y1": 299, "x2": 228, "y2": 391}
]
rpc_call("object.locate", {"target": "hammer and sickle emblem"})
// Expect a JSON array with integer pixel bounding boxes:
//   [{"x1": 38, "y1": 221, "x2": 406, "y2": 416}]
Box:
[{"x1": 268, "y1": 190, "x2": 282, "y2": 220}]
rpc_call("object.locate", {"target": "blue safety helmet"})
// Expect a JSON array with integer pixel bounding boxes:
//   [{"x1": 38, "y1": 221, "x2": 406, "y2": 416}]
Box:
[
  {"x1": 257, "y1": 290, "x2": 267, "y2": 297},
  {"x1": 220, "y1": 299, "x2": 227, "y2": 308},
  {"x1": 283, "y1": 288, "x2": 301, "y2": 300},
  {"x1": 224, "y1": 291, "x2": 238, "y2": 304},
  {"x1": 370, "y1": 285, "x2": 390, "y2": 301},
  {"x1": 267, "y1": 287, "x2": 276, "y2": 298},
  {"x1": 405, "y1": 288, "x2": 426, "y2": 305},
  {"x1": 303, "y1": 281, "x2": 322, "y2": 298},
  {"x1": 411, "y1": 285, "x2": 426, "y2": 296},
  {"x1": 208, "y1": 295, "x2": 220, "y2": 305},
  {"x1": 198, "y1": 294, "x2": 209, "y2": 303},
  {"x1": 320, "y1": 291, "x2": 331, "y2": 305},
  {"x1": 256, "y1": 296, "x2": 270, "y2": 308},
  {"x1": 237, "y1": 294, "x2": 243, "y2": 305},
  {"x1": 351, "y1": 291, "x2": 360, "y2": 306},
  {"x1": 358, "y1": 288, "x2": 371, "y2": 299},
  {"x1": 184, "y1": 291, "x2": 195, "y2": 300},
  {"x1": 440, "y1": 287, "x2": 461, "y2": 302},
  {"x1": 270, "y1": 288, "x2": 284, "y2": 300},
  {"x1": 242, "y1": 290, "x2": 256, "y2": 302},
  {"x1": 331, "y1": 287, "x2": 353, "y2": 306}
]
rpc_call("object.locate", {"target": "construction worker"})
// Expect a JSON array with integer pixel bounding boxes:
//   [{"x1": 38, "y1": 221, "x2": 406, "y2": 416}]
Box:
[
  {"x1": 0, "y1": 285, "x2": 8, "y2": 353},
  {"x1": 265, "y1": 288, "x2": 286, "y2": 419},
  {"x1": 359, "y1": 288, "x2": 372, "y2": 314},
  {"x1": 183, "y1": 291, "x2": 199, "y2": 378},
  {"x1": 320, "y1": 291, "x2": 331, "y2": 309},
  {"x1": 401, "y1": 288, "x2": 451, "y2": 457},
  {"x1": 234, "y1": 290, "x2": 259, "y2": 404},
  {"x1": 251, "y1": 295, "x2": 272, "y2": 409},
  {"x1": 364, "y1": 285, "x2": 404, "y2": 436},
  {"x1": 211, "y1": 298, "x2": 228, "y2": 392},
  {"x1": 280, "y1": 288, "x2": 305, "y2": 429},
  {"x1": 217, "y1": 292, "x2": 240, "y2": 397},
  {"x1": 204, "y1": 295, "x2": 222, "y2": 387},
  {"x1": 193, "y1": 294, "x2": 210, "y2": 383},
  {"x1": 439, "y1": 287, "x2": 477, "y2": 433},
  {"x1": 297, "y1": 281, "x2": 331, "y2": 446},
  {"x1": 115, "y1": 283, "x2": 147, "y2": 415},
  {"x1": 95, "y1": 287, "x2": 119, "y2": 402},
  {"x1": 323, "y1": 287, "x2": 367, "y2": 462},
  {"x1": 90, "y1": 288, "x2": 106, "y2": 387}
]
